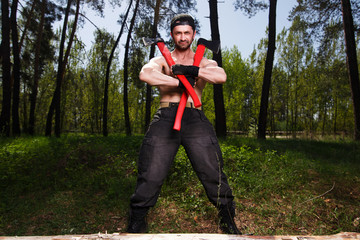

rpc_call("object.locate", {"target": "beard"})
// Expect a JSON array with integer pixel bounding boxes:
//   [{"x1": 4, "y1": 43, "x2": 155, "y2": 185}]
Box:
[{"x1": 174, "y1": 39, "x2": 193, "y2": 51}]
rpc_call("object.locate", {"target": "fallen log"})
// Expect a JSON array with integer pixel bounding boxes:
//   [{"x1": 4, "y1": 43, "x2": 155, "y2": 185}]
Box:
[{"x1": 1, "y1": 232, "x2": 359, "y2": 240}]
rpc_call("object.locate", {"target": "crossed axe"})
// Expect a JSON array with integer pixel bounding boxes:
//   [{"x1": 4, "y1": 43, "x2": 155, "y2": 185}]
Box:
[{"x1": 142, "y1": 37, "x2": 220, "y2": 131}]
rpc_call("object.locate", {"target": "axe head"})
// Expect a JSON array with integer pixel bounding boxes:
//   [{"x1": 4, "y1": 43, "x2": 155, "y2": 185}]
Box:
[
  {"x1": 142, "y1": 37, "x2": 164, "y2": 47},
  {"x1": 197, "y1": 38, "x2": 220, "y2": 54}
]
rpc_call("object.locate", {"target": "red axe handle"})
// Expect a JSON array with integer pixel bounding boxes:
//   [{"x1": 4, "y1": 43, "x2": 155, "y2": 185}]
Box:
[
  {"x1": 156, "y1": 41, "x2": 201, "y2": 108},
  {"x1": 173, "y1": 45, "x2": 206, "y2": 131}
]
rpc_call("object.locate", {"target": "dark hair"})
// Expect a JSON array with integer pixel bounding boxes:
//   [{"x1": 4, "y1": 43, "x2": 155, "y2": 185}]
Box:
[{"x1": 170, "y1": 14, "x2": 195, "y2": 32}]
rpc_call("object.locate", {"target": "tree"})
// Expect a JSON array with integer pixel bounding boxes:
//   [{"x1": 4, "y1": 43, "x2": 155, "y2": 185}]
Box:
[
  {"x1": 221, "y1": 46, "x2": 254, "y2": 134},
  {"x1": 45, "y1": 0, "x2": 80, "y2": 137},
  {"x1": 29, "y1": 0, "x2": 47, "y2": 135},
  {"x1": 145, "y1": 0, "x2": 161, "y2": 132},
  {"x1": 234, "y1": 0, "x2": 278, "y2": 139},
  {"x1": 209, "y1": 0, "x2": 227, "y2": 137},
  {"x1": 103, "y1": 0, "x2": 133, "y2": 136},
  {"x1": 123, "y1": 0, "x2": 140, "y2": 136},
  {"x1": 276, "y1": 17, "x2": 309, "y2": 137},
  {"x1": 81, "y1": 30, "x2": 116, "y2": 134},
  {"x1": 18, "y1": 1, "x2": 36, "y2": 52},
  {"x1": 257, "y1": 0, "x2": 277, "y2": 139},
  {"x1": 128, "y1": 36, "x2": 148, "y2": 133},
  {"x1": 290, "y1": 0, "x2": 360, "y2": 140},
  {"x1": 10, "y1": 0, "x2": 21, "y2": 136},
  {"x1": 19, "y1": 0, "x2": 59, "y2": 135},
  {"x1": 0, "y1": 0, "x2": 12, "y2": 136},
  {"x1": 341, "y1": 0, "x2": 360, "y2": 140}
]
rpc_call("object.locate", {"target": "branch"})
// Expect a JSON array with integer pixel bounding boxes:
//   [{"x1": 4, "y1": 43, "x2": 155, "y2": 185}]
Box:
[{"x1": 300, "y1": 182, "x2": 335, "y2": 205}]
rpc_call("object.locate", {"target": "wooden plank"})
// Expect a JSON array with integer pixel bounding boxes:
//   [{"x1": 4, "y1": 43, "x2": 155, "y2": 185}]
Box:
[{"x1": 1, "y1": 232, "x2": 359, "y2": 240}]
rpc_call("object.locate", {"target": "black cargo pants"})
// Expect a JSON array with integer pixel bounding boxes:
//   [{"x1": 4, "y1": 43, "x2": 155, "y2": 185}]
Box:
[{"x1": 130, "y1": 103, "x2": 234, "y2": 209}]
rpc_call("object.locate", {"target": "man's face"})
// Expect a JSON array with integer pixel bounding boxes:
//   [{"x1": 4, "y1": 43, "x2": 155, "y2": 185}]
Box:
[{"x1": 171, "y1": 25, "x2": 196, "y2": 51}]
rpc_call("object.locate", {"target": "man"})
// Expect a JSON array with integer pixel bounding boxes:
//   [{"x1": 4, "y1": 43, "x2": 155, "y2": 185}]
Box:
[{"x1": 127, "y1": 14, "x2": 241, "y2": 235}]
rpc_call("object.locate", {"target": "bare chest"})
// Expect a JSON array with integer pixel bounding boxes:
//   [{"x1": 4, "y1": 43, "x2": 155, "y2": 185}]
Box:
[{"x1": 173, "y1": 57, "x2": 194, "y2": 65}]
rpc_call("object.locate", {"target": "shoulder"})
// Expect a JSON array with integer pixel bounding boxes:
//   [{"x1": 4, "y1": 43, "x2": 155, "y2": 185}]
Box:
[
  {"x1": 149, "y1": 56, "x2": 167, "y2": 66},
  {"x1": 141, "y1": 55, "x2": 172, "y2": 76},
  {"x1": 143, "y1": 56, "x2": 168, "y2": 71}
]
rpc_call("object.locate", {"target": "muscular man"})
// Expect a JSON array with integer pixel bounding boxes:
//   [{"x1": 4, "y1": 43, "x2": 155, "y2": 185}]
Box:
[{"x1": 127, "y1": 14, "x2": 241, "y2": 235}]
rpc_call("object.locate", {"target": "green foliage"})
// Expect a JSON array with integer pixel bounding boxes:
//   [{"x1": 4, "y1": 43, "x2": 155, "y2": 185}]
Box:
[
  {"x1": 4, "y1": 0, "x2": 359, "y2": 138},
  {"x1": 222, "y1": 46, "x2": 256, "y2": 133}
]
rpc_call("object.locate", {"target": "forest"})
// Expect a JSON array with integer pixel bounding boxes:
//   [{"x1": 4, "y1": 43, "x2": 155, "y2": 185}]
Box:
[
  {"x1": 1, "y1": 0, "x2": 360, "y2": 140},
  {"x1": 1, "y1": 0, "x2": 360, "y2": 236}
]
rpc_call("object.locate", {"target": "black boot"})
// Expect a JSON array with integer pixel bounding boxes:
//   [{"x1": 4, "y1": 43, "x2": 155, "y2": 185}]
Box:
[
  {"x1": 218, "y1": 203, "x2": 242, "y2": 235},
  {"x1": 126, "y1": 207, "x2": 149, "y2": 233}
]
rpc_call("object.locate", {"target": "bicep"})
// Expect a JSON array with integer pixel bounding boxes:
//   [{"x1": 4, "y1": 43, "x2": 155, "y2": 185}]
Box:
[
  {"x1": 140, "y1": 58, "x2": 163, "y2": 75},
  {"x1": 139, "y1": 57, "x2": 165, "y2": 82}
]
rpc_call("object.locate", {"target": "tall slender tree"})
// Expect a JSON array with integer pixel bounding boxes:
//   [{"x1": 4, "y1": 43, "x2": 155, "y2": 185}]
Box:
[
  {"x1": 145, "y1": 0, "x2": 161, "y2": 132},
  {"x1": 29, "y1": 0, "x2": 47, "y2": 135},
  {"x1": 0, "y1": 0, "x2": 12, "y2": 136},
  {"x1": 257, "y1": 0, "x2": 277, "y2": 139},
  {"x1": 10, "y1": 0, "x2": 21, "y2": 136},
  {"x1": 45, "y1": 0, "x2": 71, "y2": 136},
  {"x1": 341, "y1": 0, "x2": 360, "y2": 140},
  {"x1": 45, "y1": 0, "x2": 80, "y2": 137},
  {"x1": 209, "y1": 0, "x2": 227, "y2": 137},
  {"x1": 234, "y1": 0, "x2": 277, "y2": 139},
  {"x1": 103, "y1": 0, "x2": 133, "y2": 136},
  {"x1": 123, "y1": 0, "x2": 141, "y2": 136}
]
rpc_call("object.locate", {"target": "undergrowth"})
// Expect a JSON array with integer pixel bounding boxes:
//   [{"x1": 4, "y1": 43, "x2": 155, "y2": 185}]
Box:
[{"x1": 0, "y1": 134, "x2": 359, "y2": 235}]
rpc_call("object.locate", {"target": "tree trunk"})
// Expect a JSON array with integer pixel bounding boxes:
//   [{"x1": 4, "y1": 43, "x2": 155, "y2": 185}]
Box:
[
  {"x1": 45, "y1": 0, "x2": 72, "y2": 136},
  {"x1": 209, "y1": 0, "x2": 227, "y2": 138},
  {"x1": 257, "y1": 0, "x2": 277, "y2": 139},
  {"x1": 45, "y1": 0, "x2": 80, "y2": 137},
  {"x1": 103, "y1": 1, "x2": 133, "y2": 136},
  {"x1": 19, "y1": 1, "x2": 36, "y2": 52},
  {"x1": 145, "y1": 0, "x2": 162, "y2": 132},
  {"x1": 55, "y1": 0, "x2": 80, "y2": 136},
  {"x1": 29, "y1": 0, "x2": 46, "y2": 135},
  {"x1": 0, "y1": 0, "x2": 12, "y2": 136},
  {"x1": 341, "y1": 0, "x2": 360, "y2": 141},
  {"x1": 123, "y1": 0, "x2": 140, "y2": 136},
  {"x1": 11, "y1": 0, "x2": 21, "y2": 136}
]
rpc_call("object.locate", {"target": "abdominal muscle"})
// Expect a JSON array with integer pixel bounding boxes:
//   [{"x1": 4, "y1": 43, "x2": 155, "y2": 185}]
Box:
[{"x1": 157, "y1": 85, "x2": 202, "y2": 104}]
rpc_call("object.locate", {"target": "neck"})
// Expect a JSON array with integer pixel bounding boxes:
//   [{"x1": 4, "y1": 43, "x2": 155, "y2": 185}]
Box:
[{"x1": 172, "y1": 47, "x2": 194, "y2": 62}]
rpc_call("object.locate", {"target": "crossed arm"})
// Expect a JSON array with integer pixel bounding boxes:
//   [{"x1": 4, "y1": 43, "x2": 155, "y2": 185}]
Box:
[
  {"x1": 139, "y1": 56, "x2": 226, "y2": 88},
  {"x1": 139, "y1": 56, "x2": 179, "y2": 87},
  {"x1": 198, "y1": 59, "x2": 226, "y2": 85}
]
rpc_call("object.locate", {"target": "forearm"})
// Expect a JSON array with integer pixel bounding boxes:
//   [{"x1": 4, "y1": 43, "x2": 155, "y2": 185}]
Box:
[
  {"x1": 198, "y1": 65, "x2": 226, "y2": 84},
  {"x1": 139, "y1": 68, "x2": 179, "y2": 87},
  {"x1": 139, "y1": 59, "x2": 179, "y2": 87},
  {"x1": 171, "y1": 61, "x2": 226, "y2": 85}
]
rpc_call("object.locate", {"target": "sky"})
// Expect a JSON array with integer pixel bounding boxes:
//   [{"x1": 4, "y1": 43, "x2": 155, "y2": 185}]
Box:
[
  {"x1": 195, "y1": 0, "x2": 297, "y2": 57},
  {"x1": 76, "y1": 0, "x2": 298, "y2": 59}
]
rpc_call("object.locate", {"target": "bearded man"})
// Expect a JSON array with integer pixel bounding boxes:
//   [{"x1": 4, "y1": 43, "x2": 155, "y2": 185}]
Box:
[{"x1": 126, "y1": 14, "x2": 241, "y2": 235}]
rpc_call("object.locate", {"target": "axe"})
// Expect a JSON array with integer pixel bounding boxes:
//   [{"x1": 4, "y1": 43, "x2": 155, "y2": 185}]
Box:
[
  {"x1": 173, "y1": 38, "x2": 220, "y2": 131},
  {"x1": 142, "y1": 37, "x2": 201, "y2": 108}
]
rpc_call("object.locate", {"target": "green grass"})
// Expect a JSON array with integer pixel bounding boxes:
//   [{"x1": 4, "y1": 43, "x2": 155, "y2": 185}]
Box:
[{"x1": 0, "y1": 134, "x2": 359, "y2": 235}]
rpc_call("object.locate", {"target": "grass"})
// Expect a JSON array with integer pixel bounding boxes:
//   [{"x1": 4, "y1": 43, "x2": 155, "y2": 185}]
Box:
[{"x1": 0, "y1": 134, "x2": 359, "y2": 236}]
